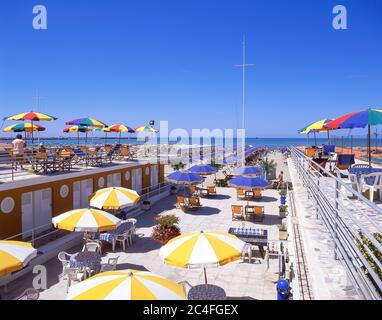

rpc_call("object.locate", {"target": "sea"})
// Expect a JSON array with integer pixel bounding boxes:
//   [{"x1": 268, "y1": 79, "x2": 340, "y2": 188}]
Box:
[{"x1": 0, "y1": 136, "x2": 374, "y2": 149}]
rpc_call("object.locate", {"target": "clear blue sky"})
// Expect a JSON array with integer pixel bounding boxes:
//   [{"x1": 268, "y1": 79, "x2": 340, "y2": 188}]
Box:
[{"x1": 0, "y1": 0, "x2": 381, "y2": 138}]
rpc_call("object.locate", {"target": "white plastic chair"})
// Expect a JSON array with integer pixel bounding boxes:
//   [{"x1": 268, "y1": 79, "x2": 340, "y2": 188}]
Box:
[
  {"x1": 65, "y1": 268, "x2": 85, "y2": 292},
  {"x1": 125, "y1": 218, "x2": 137, "y2": 236},
  {"x1": 115, "y1": 233, "x2": 129, "y2": 251},
  {"x1": 361, "y1": 172, "x2": 382, "y2": 202},
  {"x1": 82, "y1": 241, "x2": 102, "y2": 254},
  {"x1": 15, "y1": 288, "x2": 40, "y2": 300},
  {"x1": 100, "y1": 256, "x2": 120, "y2": 272},
  {"x1": 58, "y1": 251, "x2": 73, "y2": 279}
]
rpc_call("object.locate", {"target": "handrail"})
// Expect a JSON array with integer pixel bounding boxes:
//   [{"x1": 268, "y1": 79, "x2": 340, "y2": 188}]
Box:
[{"x1": 289, "y1": 146, "x2": 382, "y2": 300}]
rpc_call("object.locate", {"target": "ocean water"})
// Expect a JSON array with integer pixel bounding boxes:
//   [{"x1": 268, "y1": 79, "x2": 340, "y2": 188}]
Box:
[{"x1": 0, "y1": 136, "x2": 373, "y2": 149}]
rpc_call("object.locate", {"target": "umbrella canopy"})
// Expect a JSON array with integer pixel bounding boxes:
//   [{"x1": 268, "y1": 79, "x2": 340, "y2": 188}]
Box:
[
  {"x1": 159, "y1": 231, "x2": 246, "y2": 268},
  {"x1": 0, "y1": 241, "x2": 37, "y2": 276},
  {"x1": 326, "y1": 108, "x2": 382, "y2": 164},
  {"x1": 298, "y1": 119, "x2": 334, "y2": 134},
  {"x1": 134, "y1": 125, "x2": 158, "y2": 133},
  {"x1": 67, "y1": 270, "x2": 187, "y2": 300},
  {"x1": 3, "y1": 123, "x2": 46, "y2": 133},
  {"x1": 52, "y1": 208, "x2": 121, "y2": 232},
  {"x1": 63, "y1": 125, "x2": 93, "y2": 133},
  {"x1": 232, "y1": 166, "x2": 262, "y2": 177},
  {"x1": 325, "y1": 108, "x2": 382, "y2": 129},
  {"x1": 4, "y1": 111, "x2": 57, "y2": 121},
  {"x1": 188, "y1": 165, "x2": 217, "y2": 175},
  {"x1": 65, "y1": 118, "x2": 107, "y2": 128},
  {"x1": 165, "y1": 171, "x2": 204, "y2": 185},
  {"x1": 89, "y1": 187, "x2": 141, "y2": 210},
  {"x1": 228, "y1": 176, "x2": 270, "y2": 190},
  {"x1": 106, "y1": 124, "x2": 135, "y2": 133}
]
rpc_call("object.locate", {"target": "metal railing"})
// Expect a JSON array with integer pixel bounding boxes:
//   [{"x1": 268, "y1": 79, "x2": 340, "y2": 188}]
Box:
[{"x1": 290, "y1": 146, "x2": 382, "y2": 300}]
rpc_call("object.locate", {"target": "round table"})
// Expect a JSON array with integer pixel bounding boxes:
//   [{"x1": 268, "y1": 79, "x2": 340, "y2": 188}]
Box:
[
  {"x1": 188, "y1": 284, "x2": 227, "y2": 300},
  {"x1": 70, "y1": 251, "x2": 101, "y2": 273}
]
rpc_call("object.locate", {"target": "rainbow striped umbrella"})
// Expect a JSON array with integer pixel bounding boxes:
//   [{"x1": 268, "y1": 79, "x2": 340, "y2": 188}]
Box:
[
  {"x1": 65, "y1": 118, "x2": 107, "y2": 128},
  {"x1": 4, "y1": 112, "x2": 57, "y2": 143},
  {"x1": 3, "y1": 123, "x2": 46, "y2": 133},
  {"x1": 4, "y1": 112, "x2": 57, "y2": 122},
  {"x1": 104, "y1": 124, "x2": 135, "y2": 143},
  {"x1": 134, "y1": 125, "x2": 158, "y2": 133},
  {"x1": 298, "y1": 118, "x2": 334, "y2": 145},
  {"x1": 64, "y1": 126, "x2": 93, "y2": 144},
  {"x1": 326, "y1": 108, "x2": 382, "y2": 164}
]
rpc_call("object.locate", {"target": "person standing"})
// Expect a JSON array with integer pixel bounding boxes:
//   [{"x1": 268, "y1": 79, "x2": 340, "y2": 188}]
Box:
[
  {"x1": 12, "y1": 134, "x2": 26, "y2": 170},
  {"x1": 277, "y1": 170, "x2": 284, "y2": 190}
]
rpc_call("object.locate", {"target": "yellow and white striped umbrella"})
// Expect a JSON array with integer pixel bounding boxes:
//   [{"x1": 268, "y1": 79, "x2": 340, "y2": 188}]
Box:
[
  {"x1": 89, "y1": 187, "x2": 141, "y2": 210},
  {"x1": 0, "y1": 241, "x2": 37, "y2": 277},
  {"x1": 67, "y1": 269, "x2": 187, "y2": 300},
  {"x1": 159, "y1": 231, "x2": 246, "y2": 268},
  {"x1": 52, "y1": 208, "x2": 121, "y2": 232}
]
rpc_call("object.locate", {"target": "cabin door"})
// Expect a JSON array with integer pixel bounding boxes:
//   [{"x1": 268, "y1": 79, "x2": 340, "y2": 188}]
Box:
[
  {"x1": 21, "y1": 188, "x2": 52, "y2": 239},
  {"x1": 73, "y1": 179, "x2": 93, "y2": 209},
  {"x1": 132, "y1": 168, "x2": 142, "y2": 194},
  {"x1": 107, "y1": 173, "x2": 121, "y2": 187},
  {"x1": 150, "y1": 165, "x2": 159, "y2": 189}
]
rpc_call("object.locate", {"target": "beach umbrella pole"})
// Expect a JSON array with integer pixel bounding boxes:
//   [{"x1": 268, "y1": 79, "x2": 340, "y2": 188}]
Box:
[
  {"x1": 203, "y1": 266, "x2": 208, "y2": 287},
  {"x1": 314, "y1": 132, "x2": 317, "y2": 146}
]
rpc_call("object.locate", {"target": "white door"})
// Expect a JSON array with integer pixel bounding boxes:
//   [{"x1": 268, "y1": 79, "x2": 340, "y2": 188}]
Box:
[
  {"x1": 80, "y1": 179, "x2": 93, "y2": 207},
  {"x1": 21, "y1": 188, "x2": 52, "y2": 239},
  {"x1": 21, "y1": 192, "x2": 33, "y2": 239},
  {"x1": 73, "y1": 181, "x2": 81, "y2": 209},
  {"x1": 132, "y1": 168, "x2": 142, "y2": 194},
  {"x1": 150, "y1": 165, "x2": 159, "y2": 189},
  {"x1": 107, "y1": 173, "x2": 121, "y2": 187}
]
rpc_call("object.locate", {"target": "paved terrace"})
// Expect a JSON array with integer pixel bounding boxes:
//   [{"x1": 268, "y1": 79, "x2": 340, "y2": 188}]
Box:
[{"x1": 2, "y1": 185, "x2": 284, "y2": 300}]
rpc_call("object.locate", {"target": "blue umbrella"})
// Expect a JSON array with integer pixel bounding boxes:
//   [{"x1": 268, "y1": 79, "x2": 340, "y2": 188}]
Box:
[
  {"x1": 233, "y1": 166, "x2": 262, "y2": 177},
  {"x1": 165, "y1": 171, "x2": 204, "y2": 185},
  {"x1": 228, "y1": 176, "x2": 270, "y2": 190},
  {"x1": 188, "y1": 165, "x2": 217, "y2": 175}
]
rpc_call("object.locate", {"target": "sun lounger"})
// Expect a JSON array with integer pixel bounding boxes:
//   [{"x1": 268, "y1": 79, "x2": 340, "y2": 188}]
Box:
[
  {"x1": 207, "y1": 186, "x2": 217, "y2": 196},
  {"x1": 189, "y1": 196, "x2": 202, "y2": 209},
  {"x1": 253, "y1": 206, "x2": 265, "y2": 222},
  {"x1": 176, "y1": 195, "x2": 189, "y2": 212},
  {"x1": 236, "y1": 188, "x2": 247, "y2": 200},
  {"x1": 188, "y1": 185, "x2": 199, "y2": 196},
  {"x1": 231, "y1": 205, "x2": 244, "y2": 220},
  {"x1": 253, "y1": 189, "x2": 262, "y2": 199}
]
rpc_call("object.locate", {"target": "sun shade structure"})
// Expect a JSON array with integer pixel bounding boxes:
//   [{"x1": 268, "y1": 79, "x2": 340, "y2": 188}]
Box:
[
  {"x1": 67, "y1": 269, "x2": 187, "y2": 300},
  {"x1": 134, "y1": 125, "x2": 158, "y2": 133},
  {"x1": 52, "y1": 208, "x2": 121, "y2": 232},
  {"x1": 4, "y1": 112, "x2": 57, "y2": 122},
  {"x1": 326, "y1": 108, "x2": 382, "y2": 165},
  {"x1": 3, "y1": 123, "x2": 46, "y2": 133},
  {"x1": 188, "y1": 165, "x2": 217, "y2": 175},
  {"x1": 0, "y1": 241, "x2": 37, "y2": 277},
  {"x1": 228, "y1": 176, "x2": 270, "y2": 190},
  {"x1": 103, "y1": 124, "x2": 135, "y2": 143},
  {"x1": 232, "y1": 166, "x2": 263, "y2": 177},
  {"x1": 4, "y1": 111, "x2": 57, "y2": 143},
  {"x1": 298, "y1": 118, "x2": 335, "y2": 145},
  {"x1": 165, "y1": 171, "x2": 204, "y2": 185},
  {"x1": 159, "y1": 231, "x2": 246, "y2": 285},
  {"x1": 89, "y1": 187, "x2": 141, "y2": 210},
  {"x1": 65, "y1": 118, "x2": 107, "y2": 128}
]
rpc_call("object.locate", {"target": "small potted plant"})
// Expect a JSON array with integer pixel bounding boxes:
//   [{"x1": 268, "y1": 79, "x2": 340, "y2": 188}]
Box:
[
  {"x1": 170, "y1": 186, "x2": 177, "y2": 195},
  {"x1": 142, "y1": 200, "x2": 151, "y2": 211},
  {"x1": 151, "y1": 214, "x2": 181, "y2": 245},
  {"x1": 278, "y1": 223, "x2": 288, "y2": 241},
  {"x1": 279, "y1": 205, "x2": 288, "y2": 218},
  {"x1": 279, "y1": 189, "x2": 287, "y2": 205}
]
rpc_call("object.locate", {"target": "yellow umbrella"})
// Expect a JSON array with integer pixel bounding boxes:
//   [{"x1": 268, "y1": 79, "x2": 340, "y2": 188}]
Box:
[
  {"x1": 89, "y1": 187, "x2": 140, "y2": 210},
  {"x1": 67, "y1": 270, "x2": 187, "y2": 300},
  {"x1": 298, "y1": 118, "x2": 335, "y2": 145},
  {"x1": 52, "y1": 208, "x2": 121, "y2": 232},
  {"x1": 159, "y1": 231, "x2": 246, "y2": 285},
  {"x1": 0, "y1": 241, "x2": 37, "y2": 277}
]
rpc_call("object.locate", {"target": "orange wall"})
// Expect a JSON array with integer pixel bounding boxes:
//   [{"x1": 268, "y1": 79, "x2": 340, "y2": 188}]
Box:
[{"x1": 0, "y1": 163, "x2": 165, "y2": 239}]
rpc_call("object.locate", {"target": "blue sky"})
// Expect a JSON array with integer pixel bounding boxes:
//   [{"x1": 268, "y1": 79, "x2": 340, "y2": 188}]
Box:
[{"x1": 0, "y1": 0, "x2": 381, "y2": 138}]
